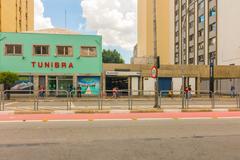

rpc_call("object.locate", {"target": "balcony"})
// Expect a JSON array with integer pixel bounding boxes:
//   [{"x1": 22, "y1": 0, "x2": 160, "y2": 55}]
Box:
[
  {"x1": 198, "y1": 36, "x2": 204, "y2": 43},
  {"x1": 209, "y1": 15, "x2": 216, "y2": 24},
  {"x1": 209, "y1": 0, "x2": 216, "y2": 9},
  {"x1": 189, "y1": 52, "x2": 195, "y2": 58},
  {"x1": 182, "y1": 9, "x2": 186, "y2": 16},
  {"x1": 209, "y1": 44, "x2": 216, "y2": 53},
  {"x1": 175, "y1": 37, "x2": 179, "y2": 43},
  {"x1": 176, "y1": 15, "x2": 179, "y2": 21},
  {"x1": 198, "y1": 9, "x2": 204, "y2": 16},
  {"x1": 198, "y1": 49, "x2": 204, "y2": 56},
  {"x1": 198, "y1": 23, "x2": 204, "y2": 30},
  {"x1": 189, "y1": 4, "x2": 194, "y2": 11},
  {"x1": 175, "y1": 4, "x2": 179, "y2": 10},
  {"x1": 189, "y1": 40, "x2": 194, "y2": 46},
  {"x1": 189, "y1": 28, "x2": 194, "y2": 35},
  {"x1": 189, "y1": 15, "x2": 194, "y2": 22},
  {"x1": 209, "y1": 31, "x2": 216, "y2": 39}
]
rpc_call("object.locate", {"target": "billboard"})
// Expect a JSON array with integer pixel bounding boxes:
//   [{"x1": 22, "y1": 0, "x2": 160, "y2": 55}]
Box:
[
  {"x1": 11, "y1": 76, "x2": 34, "y2": 91},
  {"x1": 77, "y1": 76, "x2": 100, "y2": 95}
]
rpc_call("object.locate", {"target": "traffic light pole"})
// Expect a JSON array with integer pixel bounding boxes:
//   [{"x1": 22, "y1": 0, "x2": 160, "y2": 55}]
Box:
[{"x1": 153, "y1": 0, "x2": 160, "y2": 108}]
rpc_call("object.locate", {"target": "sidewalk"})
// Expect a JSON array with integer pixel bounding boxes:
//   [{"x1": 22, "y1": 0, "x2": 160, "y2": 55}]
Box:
[
  {"x1": 1, "y1": 107, "x2": 240, "y2": 115},
  {"x1": 1, "y1": 110, "x2": 240, "y2": 122}
]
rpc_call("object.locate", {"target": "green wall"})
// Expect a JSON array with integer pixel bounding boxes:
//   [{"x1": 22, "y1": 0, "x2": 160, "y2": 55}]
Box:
[{"x1": 0, "y1": 32, "x2": 102, "y2": 75}]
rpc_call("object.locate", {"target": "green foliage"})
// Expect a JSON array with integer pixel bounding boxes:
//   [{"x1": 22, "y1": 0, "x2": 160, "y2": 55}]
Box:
[
  {"x1": 0, "y1": 72, "x2": 19, "y2": 85},
  {"x1": 102, "y1": 49, "x2": 125, "y2": 64}
]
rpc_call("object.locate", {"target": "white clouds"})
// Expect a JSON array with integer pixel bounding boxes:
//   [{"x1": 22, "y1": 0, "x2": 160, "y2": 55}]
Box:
[
  {"x1": 34, "y1": 0, "x2": 53, "y2": 30},
  {"x1": 81, "y1": 0, "x2": 137, "y2": 51}
]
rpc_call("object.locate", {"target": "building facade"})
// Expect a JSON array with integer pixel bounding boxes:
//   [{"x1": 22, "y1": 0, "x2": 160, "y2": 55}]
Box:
[
  {"x1": 0, "y1": 0, "x2": 34, "y2": 32},
  {"x1": 174, "y1": 0, "x2": 240, "y2": 66},
  {"x1": 0, "y1": 32, "x2": 102, "y2": 95},
  {"x1": 132, "y1": 0, "x2": 172, "y2": 65}
]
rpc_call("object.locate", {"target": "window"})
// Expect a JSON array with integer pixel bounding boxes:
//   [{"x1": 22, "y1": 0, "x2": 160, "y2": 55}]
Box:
[
  {"x1": 189, "y1": 46, "x2": 194, "y2": 53},
  {"x1": 209, "y1": 23, "x2": 216, "y2": 31},
  {"x1": 57, "y1": 46, "x2": 73, "y2": 56},
  {"x1": 189, "y1": 21, "x2": 194, "y2": 28},
  {"x1": 198, "y1": 55, "x2": 204, "y2": 62},
  {"x1": 198, "y1": 1, "x2": 204, "y2": 9},
  {"x1": 209, "y1": 37, "x2": 216, "y2": 46},
  {"x1": 189, "y1": 34, "x2": 194, "y2": 41},
  {"x1": 80, "y1": 46, "x2": 97, "y2": 57},
  {"x1": 199, "y1": 15, "x2": 205, "y2": 23},
  {"x1": 33, "y1": 45, "x2": 49, "y2": 55},
  {"x1": 209, "y1": 7, "x2": 216, "y2": 17},
  {"x1": 198, "y1": 42, "x2": 204, "y2": 49},
  {"x1": 198, "y1": 29, "x2": 204, "y2": 37},
  {"x1": 5, "y1": 44, "x2": 22, "y2": 55}
]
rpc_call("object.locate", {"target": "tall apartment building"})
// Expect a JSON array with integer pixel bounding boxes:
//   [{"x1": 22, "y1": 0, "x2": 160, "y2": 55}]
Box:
[
  {"x1": 0, "y1": 0, "x2": 34, "y2": 32},
  {"x1": 132, "y1": 0, "x2": 172, "y2": 65},
  {"x1": 174, "y1": 0, "x2": 240, "y2": 65}
]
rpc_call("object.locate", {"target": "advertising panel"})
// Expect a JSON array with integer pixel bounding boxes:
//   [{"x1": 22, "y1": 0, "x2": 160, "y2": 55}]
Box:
[
  {"x1": 77, "y1": 76, "x2": 100, "y2": 95},
  {"x1": 11, "y1": 76, "x2": 34, "y2": 91}
]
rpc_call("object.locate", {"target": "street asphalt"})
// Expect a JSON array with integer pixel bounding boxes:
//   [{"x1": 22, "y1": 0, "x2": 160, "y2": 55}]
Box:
[{"x1": 0, "y1": 119, "x2": 240, "y2": 160}]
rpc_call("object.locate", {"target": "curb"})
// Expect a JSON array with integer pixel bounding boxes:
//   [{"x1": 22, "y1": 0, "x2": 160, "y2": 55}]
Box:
[
  {"x1": 130, "y1": 109, "x2": 163, "y2": 113},
  {"x1": 0, "y1": 108, "x2": 239, "y2": 115}
]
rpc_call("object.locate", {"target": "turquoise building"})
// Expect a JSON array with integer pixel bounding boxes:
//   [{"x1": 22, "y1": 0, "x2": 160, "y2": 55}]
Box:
[{"x1": 0, "y1": 32, "x2": 102, "y2": 95}]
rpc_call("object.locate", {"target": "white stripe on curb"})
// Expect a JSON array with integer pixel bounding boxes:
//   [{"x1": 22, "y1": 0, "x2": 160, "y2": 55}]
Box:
[{"x1": 163, "y1": 109, "x2": 182, "y2": 113}]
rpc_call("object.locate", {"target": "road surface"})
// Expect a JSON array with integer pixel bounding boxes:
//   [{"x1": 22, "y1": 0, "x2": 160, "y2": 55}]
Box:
[{"x1": 0, "y1": 119, "x2": 240, "y2": 160}]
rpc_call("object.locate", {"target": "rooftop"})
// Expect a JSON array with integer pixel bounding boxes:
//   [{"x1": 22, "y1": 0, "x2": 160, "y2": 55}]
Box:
[{"x1": 24, "y1": 28, "x2": 81, "y2": 35}]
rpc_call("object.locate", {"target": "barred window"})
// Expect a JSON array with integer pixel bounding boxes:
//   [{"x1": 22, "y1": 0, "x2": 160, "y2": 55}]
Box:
[
  {"x1": 33, "y1": 45, "x2": 49, "y2": 55},
  {"x1": 80, "y1": 46, "x2": 97, "y2": 57},
  {"x1": 5, "y1": 44, "x2": 22, "y2": 55},
  {"x1": 57, "y1": 46, "x2": 73, "y2": 56}
]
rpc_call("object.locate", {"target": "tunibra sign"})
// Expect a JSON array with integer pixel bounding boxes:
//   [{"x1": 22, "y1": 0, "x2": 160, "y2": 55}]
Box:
[{"x1": 31, "y1": 62, "x2": 74, "y2": 69}]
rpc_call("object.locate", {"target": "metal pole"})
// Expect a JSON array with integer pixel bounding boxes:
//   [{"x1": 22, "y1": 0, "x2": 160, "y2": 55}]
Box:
[
  {"x1": 153, "y1": 0, "x2": 160, "y2": 108},
  {"x1": 210, "y1": 53, "x2": 215, "y2": 98}
]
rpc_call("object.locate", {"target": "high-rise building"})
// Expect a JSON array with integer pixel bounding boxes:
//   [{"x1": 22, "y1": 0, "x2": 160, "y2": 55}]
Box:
[
  {"x1": 0, "y1": 0, "x2": 34, "y2": 32},
  {"x1": 132, "y1": 0, "x2": 172, "y2": 65},
  {"x1": 174, "y1": 0, "x2": 240, "y2": 65}
]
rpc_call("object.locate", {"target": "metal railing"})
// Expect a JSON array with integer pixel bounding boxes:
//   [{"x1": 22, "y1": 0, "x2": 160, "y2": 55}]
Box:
[{"x1": 0, "y1": 89, "x2": 239, "y2": 111}]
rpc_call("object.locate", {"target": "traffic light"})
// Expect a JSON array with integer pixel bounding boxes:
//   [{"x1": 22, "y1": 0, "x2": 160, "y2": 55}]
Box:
[{"x1": 156, "y1": 56, "x2": 160, "y2": 69}]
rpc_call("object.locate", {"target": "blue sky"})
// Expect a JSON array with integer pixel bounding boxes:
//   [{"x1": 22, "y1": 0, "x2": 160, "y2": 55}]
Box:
[{"x1": 39, "y1": 0, "x2": 136, "y2": 63}]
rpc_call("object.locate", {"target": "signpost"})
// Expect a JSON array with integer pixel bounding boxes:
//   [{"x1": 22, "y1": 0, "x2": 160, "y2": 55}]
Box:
[{"x1": 151, "y1": 66, "x2": 158, "y2": 79}]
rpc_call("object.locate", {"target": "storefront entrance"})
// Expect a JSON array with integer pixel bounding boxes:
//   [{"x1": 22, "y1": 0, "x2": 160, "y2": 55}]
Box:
[
  {"x1": 48, "y1": 76, "x2": 73, "y2": 96},
  {"x1": 106, "y1": 76, "x2": 128, "y2": 96}
]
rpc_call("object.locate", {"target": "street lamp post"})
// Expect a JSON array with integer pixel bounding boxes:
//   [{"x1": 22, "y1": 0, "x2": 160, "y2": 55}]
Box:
[{"x1": 153, "y1": 0, "x2": 160, "y2": 108}]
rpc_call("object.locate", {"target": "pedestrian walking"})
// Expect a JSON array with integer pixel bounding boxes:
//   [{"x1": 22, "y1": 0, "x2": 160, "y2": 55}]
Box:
[
  {"x1": 188, "y1": 85, "x2": 192, "y2": 99},
  {"x1": 112, "y1": 87, "x2": 117, "y2": 99},
  {"x1": 231, "y1": 85, "x2": 236, "y2": 98},
  {"x1": 77, "y1": 85, "x2": 82, "y2": 98},
  {"x1": 184, "y1": 86, "x2": 189, "y2": 99},
  {"x1": 39, "y1": 85, "x2": 45, "y2": 97}
]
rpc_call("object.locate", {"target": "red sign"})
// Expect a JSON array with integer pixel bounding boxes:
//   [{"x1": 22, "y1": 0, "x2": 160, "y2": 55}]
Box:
[
  {"x1": 151, "y1": 66, "x2": 158, "y2": 79},
  {"x1": 31, "y1": 62, "x2": 74, "y2": 69}
]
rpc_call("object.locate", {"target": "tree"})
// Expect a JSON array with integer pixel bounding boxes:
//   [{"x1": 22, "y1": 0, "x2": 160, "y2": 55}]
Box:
[
  {"x1": 102, "y1": 49, "x2": 125, "y2": 64},
  {"x1": 0, "y1": 72, "x2": 19, "y2": 100}
]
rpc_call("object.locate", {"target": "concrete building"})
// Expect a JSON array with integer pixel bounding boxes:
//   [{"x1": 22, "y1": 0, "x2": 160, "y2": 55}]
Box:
[
  {"x1": 174, "y1": 0, "x2": 240, "y2": 66},
  {"x1": 132, "y1": 0, "x2": 172, "y2": 65},
  {"x1": 0, "y1": 31, "x2": 102, "y2": 95},
  {"x1": 0, "y1": 0, "x2": 34, "y2": 32}
]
